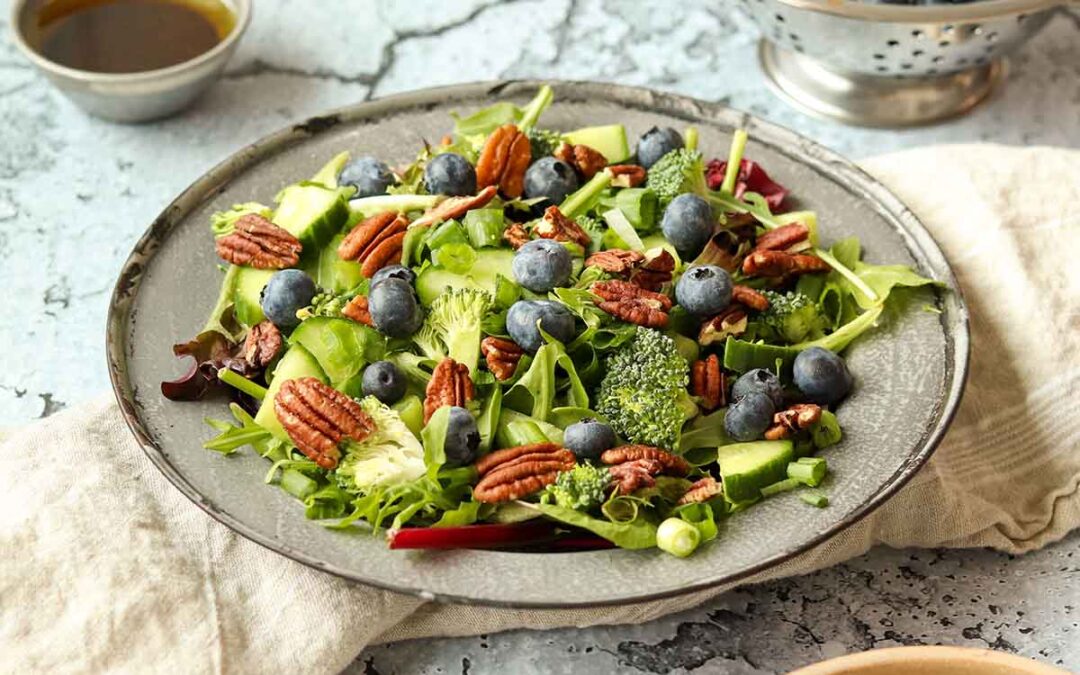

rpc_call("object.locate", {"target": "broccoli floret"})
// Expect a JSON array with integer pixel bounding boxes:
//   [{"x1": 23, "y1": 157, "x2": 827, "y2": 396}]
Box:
[
  {"x1": 526, "y1": 127, "x2": 564, "y2": 159},
  {"x1": 336, "y1": 397, "x2": 426, "y2": 493},
  {"x1": 412, "y1": 319, "x2": 448, "y2": 362},
  {"x1": 422, "y1": 287, "x2": 494, "y2": 375},
  {"x1": 646, "y1": 148, "x2": 735, "y2": 211},
  {"x1": 300, "y1": 288, "x2": 356, "y2": 320},
  {"x1": 596, "y1": 328, "x2": 690, "y2": 449},
  {"x1": 543, "y1": 464, "x2": 611, "y2": 511},
  {"x1": 210, "y1": 202, "x2": 272, "y2": 236},
  {"x1": 750, "y1": 291, "x2": 828, "y2": 344}
]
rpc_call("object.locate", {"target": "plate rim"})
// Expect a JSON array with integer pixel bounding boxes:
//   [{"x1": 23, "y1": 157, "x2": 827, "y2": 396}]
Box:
[{"x1": 106, "y1": 79, "x2": 970, "y2": 608}]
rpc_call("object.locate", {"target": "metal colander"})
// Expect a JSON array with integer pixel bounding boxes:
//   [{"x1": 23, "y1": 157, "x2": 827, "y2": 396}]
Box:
[{"x1": 740, "y1": 0, "x2": 1064, "y2": 125}]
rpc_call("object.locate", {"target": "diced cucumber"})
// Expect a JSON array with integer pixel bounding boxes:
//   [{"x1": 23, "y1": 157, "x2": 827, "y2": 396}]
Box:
[
  {"x1": 233, "y1": 267, "x2": 275, "y2": 327},
  {"x1": 563, "y1": 124, "x2": 630, "y2": 163},
  {"x1": 308, "y1": 233, "x2": 363, "y2": 293},
  {"x1": 273, "y1": 183, "x2": 349, "y2": 250},
  {"x1": 254, "y1": 344, "x2": 327, "y2": 440},
  {"x1": 414, "y1": 248, "x2": 516, "y2": 306},
  {"x1": 288, "y1": 317, "x2": 385, "y2": 390},
  {"x1": 718, "y1": 440, "x2": 795, "y2": 502},
  {"x1": 723, "y1": 336, "x2": 799, "y2": 375},
  {"x1": 392, "y1": 395, "x2": 424, "y2": 439}
]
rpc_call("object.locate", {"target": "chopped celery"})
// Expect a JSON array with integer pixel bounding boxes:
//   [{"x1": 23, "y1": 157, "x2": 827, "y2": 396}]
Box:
[
  {"x1": 800, "y1": 491, "x2": 829, "y2": 508},
  {"x1": 720, "y1": 129, "x2": 749, "y2": 195},
  {"x1": 787, "y1": 457, "x2": 827, "y2": 487},
  {"x1": 760, "y1": 477, "x2": 801, "y2": 497},
  {"x1": 464, "y1": 209, "x2": 505, "y2": 248},
  {"x1": 281, "y1": 469, "x2": 318, "y2": 500},
  {"x1": 217, "y1": 368, "x2": 267, "y2": 401}
]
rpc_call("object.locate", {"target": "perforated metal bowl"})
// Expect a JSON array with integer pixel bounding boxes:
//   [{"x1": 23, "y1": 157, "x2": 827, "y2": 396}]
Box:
[{"x1": 739, "y1": 0, "x2": 1063, "y2": 125}]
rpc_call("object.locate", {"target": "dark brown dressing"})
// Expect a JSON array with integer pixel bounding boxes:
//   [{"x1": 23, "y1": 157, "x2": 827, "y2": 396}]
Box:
[{"x1": 34, "y1": 0, "x2": 235, "y2": 74}]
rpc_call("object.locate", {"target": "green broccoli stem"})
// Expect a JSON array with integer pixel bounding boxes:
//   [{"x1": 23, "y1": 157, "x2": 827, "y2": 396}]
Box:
[
  {"x1": 720, "y1": 129, "x2": 749, "y2": 194},
  {"x1": 560, "y1": 171, "x2": 613, "y2": 219},
  {"x1": 446, "y1": 326, "x2": 483, "y2": 376},
  {"x1": 518, "y1": 85, "x2": 554, "y2": 133},
  {"x1": 684, "y1": 126, "x2": 699, "y2": 152},
  {"x1": 218, "y1": 368, "x2": 268, "y2": 401}
]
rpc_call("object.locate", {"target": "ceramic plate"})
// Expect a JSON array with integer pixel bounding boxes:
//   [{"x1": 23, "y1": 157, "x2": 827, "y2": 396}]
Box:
[{"x1": 107, "y1": 81, "x2": 969, "y2": 607}]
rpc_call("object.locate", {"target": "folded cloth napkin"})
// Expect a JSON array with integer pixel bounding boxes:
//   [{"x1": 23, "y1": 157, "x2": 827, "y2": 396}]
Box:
[{"x1": 2, "y1": 144, "x2": 1078, "y2": 674}]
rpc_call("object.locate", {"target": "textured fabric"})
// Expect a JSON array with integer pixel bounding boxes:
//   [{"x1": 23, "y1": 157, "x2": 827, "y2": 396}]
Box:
[{"x1": 2, "y1": 145, "x2": 1077, "y2": 674}]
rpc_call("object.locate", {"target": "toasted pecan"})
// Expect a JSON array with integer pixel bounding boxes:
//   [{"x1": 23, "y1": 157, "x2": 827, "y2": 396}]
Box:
[
  {"x1": 472, "y1": 442, "x2": 575, "y2": 503},
  {"x1": 630, "y1": 249, "x2": 676, "y2": 292},
  {"x1": 764, "y1": 403, "x2": 823, "y2": 440},
  {"x1": 242, "y1": 321, "x2": 282, "y2": 368},
  {"x1": 555, "y1": 142, "x2": 608, "y2": 179},
  {"x1": 480, "y1": 336, "x2": 524, "y2": 381},
  {"x1": 503, "y1": 222, "x2": 531, "y2": 249},
  {"x1": 412, "y1": 186, "x2": 498, "y2": 229},
  {"x1": 731, "y1": 285, "x2": 770, "y2": 312},
  {"x1": 606, "y1": 164, "x2": 647, "y2": 188},
  {"x1": 215, "y1": 214, "x2": 302, "y2": 269},
  {"x1": 338, "y1": 212, "x2": 409, "y2": 278},
  {"x1": 585, "y1": 249, "x2": 645, "y2": 275},
  {"x1": 608, "y1": 459, "x2": 661, "y2": 495},
  {"x1": 274, "y1": 377, "x2": 374, "y2": 469},
  {"x1": 535, "y1": 205, "x2": 592, "y2": 248},
  {"x1": 592, "y1": 279, "x2": 672, "y2": 328},
  {"x1": 601, "y1": 445, "x2": 689, "y2": 476},
  {"x1": 677, "y1": 476, "x2": 723, "y2": 505},
  {"x1": 742, "y1": 250, "x2": 830, "y2": 277},
  {"x1": 341, "y1": 295, "x2": 373, "y2": 326},
  {"x1": 691, "y1": 354, "x2": 726, "y2": 411},
  {"x1": 476, "y1": 124, "x2": 532, "y2": 197},
  {"x1": 423, "y1": 358, "x2": 474, "y2": 423},
  {"x1": 698, "y1": 306, "x2": 749, "y2": 346},
  {"x1": 753, "y1": 223, "x2": 809, "y2": 253}
]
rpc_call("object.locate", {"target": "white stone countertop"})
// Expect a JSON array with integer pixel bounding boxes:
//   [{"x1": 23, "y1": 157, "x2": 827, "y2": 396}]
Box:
[{"x1": 2, "y1": 1, "x2": 1078, "y2": 672}]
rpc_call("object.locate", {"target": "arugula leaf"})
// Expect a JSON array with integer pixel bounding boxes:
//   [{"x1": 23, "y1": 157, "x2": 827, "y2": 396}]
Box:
[
  {"x1": 202, "y1": 402, "x2": 272, "y2": 454},
  {"x1": 503, "y1": 333, "x2": 588, "y2": 421}
]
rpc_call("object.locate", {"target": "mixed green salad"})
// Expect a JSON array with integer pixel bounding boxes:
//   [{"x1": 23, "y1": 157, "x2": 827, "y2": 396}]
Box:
[{"x1": 163, "y1": 85, "x2": 938, "y2": 557}]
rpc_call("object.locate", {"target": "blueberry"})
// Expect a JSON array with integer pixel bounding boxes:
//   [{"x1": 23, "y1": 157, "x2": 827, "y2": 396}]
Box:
[
  {"x1": 260, "y1": 269, "x2": 317, "y2": 330},
  {"x1": 424, "y1": 153, "x2": 476, "y2": 196},
  {"x1": 675, "y1": 265, "x2": 733, "y2": 316},
  {"x1": 512, "y1": 239, "x2": 572, "y2": 292},
  {"x1": 563, "y1": 418, "x2": 617, "y2": 461},
  {"x1": 443, "y1": 406, "x2": 480, "y2": 465},
  {"x1": 339, "y1": 156, "x2": 394, "y2": 197},
  {"x1": 505, "y1": 300, "x2": 576, "y2": 354},
  {"x1": 661, "y1": 194, "x2": 714, "y2": 259},
  {"x1": 793, "y1": 347, "x2": 853, "y2": 405},
  {"x1": 731, "y1": 368, "x2": 784, "y2": 409},
  {"x1": 524, "y1": 156, "x2": 579, "y2": 204},
  {"x1": 367, "y1": 278, "x2": 424, "y2": 337},
  {"x1": 361, "y1": 361, "x2": 406, "y2": 404},
  {"x1": 370, "y1": 264, "x2": 416, "y2": 289},
  {"x1": 724, "y1": 392, "x2": 776, "y2": 442},
  {"x1": 637, "y1": 126, "x2": 684, "y2": 169}
]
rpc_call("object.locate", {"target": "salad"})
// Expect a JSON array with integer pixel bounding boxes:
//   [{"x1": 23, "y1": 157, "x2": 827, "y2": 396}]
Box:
[{"x1": 163, "y1": 85, "x2": 938, "y2": 557}]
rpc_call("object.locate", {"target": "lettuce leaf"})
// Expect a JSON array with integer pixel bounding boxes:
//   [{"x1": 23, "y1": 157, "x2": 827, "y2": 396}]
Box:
[{"x1": 532, "y1": 503, "x2": 658, "y2": 549}]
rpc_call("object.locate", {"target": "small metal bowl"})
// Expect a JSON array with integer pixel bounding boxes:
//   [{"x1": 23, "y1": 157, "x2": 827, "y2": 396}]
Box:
[
  {"x1": 740, "y1": 0, "x2": 1063, "y2": 126},
  {"x1": 9, "y1": 0, "x2": 251, "y2": 123}
]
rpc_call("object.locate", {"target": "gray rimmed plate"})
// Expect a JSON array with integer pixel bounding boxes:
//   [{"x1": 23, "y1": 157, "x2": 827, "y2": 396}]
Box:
[{"x1": 106, "y1": 81, "x2": 969, "y2": 607}]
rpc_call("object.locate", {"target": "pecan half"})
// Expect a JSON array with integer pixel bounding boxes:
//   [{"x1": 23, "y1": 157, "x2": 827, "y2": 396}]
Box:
[
  {"x1": 473, "y1": 442, "x2": 576, "y2": 503},
  {"x1": 630, "y1": 249, "x2": 676, "y2": 292},
  {"x1": 764, "y1": 403, "x2": 823, "y2": 440},
  {"x1": 698, "y1": 306, "x2": 748, "y2": 346},
  {"x1": 481, "y1": 336, "x2": 524, "y2": 381},
  {"x1": 585, "y1": 249, "x2": 645, "y2": 275},
  {"x1": 503, "y1": 222, "x2": 531, "y2": 249},
  {"x1": 338, "y1": 212, "x2": 409, "y2": 277},
  {"x1": 677, "y1": 476, "x2": 723, "y2": 505},
  {"x1": 412, "y1": 186, "x2": 498, "y2": 229},
  {"x1": 731, "y1": 284, "x2": 770, "y2": 312},
  {"x1": 274, "y1": 377, "x2": 374, "y2": 469},
  {"x1": 535, "y1": 205, "x2": 591, "y2": 248},
  {"x1": 601, "y1": 445, "x2": 689, "y2": 476},
  {"x1": 242, "y1": 321, "x2": 282, "y2": 368},
  {"x1": 753, "y1": 223, "x2": 809, "y2": 253},
  {"x1": 554, "y1": 142, "x2": 608, "y2": 179},
  {"x1": 592, "y1": 279, "x2": 672, "y2": 328},
  {"x1": 215, "y1": 214, "x2": 302, "y2": 269},
  {"x1": 341, "y1": 295, "x2": 372, "y2": 326},
  {"x1": 424, "y1": 358, "x2": 474, "y2": 423},
  {"x1": 608, "y1": 459, "x2": 661, "y2": 495},
  {"x1": 742, "y1": 250, "x2": 830, "y2": 277},
  {"x1": 691, "y1": 354, "x2": 726, "y2": 411},
  {"x1": 476, "y1": 124, "x2": 532, "y2": 197},
  {"x1": 606, "y1": 164, "x2": 646, "y2": 188}
]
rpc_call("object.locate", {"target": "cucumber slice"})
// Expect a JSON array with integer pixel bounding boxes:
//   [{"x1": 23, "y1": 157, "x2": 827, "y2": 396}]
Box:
[
  {"x1": 233, "y1": 267, "x2": 275, "y2": 327},
  {"x1": 254, "y1": 344, "x2": 327, "y2": 440},
  {"x1": 563, "y1": 124, "x2": 630, "y2": 163},
  {"x1": 308, "y1": 233, "x2": 364, "y2": 293},
  {"x1": 289, "y1": 317, "x2": 386, "y2": 390},
  {"x1": 414, "y1": 248, "x2": 516, "y2": 306},
  {"x1": 718, "y1": 440, "x2": 795, "y2": 502},
  {"x1": 273, "y1": 184, "x2": 349, "y2": 250}
]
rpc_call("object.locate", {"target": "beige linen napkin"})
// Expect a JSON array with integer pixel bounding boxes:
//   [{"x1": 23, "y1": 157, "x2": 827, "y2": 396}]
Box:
[{"x1": 2, "y1": 144, "x2": 1078, "y2": 674}]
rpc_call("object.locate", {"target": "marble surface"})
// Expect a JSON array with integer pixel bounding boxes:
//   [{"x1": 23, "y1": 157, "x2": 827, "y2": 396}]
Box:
[{"x1": 2, "y1": 1, "x2": 1078, "y2": 672}]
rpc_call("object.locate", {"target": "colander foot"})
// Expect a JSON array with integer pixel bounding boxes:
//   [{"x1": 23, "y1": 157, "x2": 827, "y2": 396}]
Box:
[{"x1": 758, "y1": 40, "x2": 1005, "y2": 127}]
